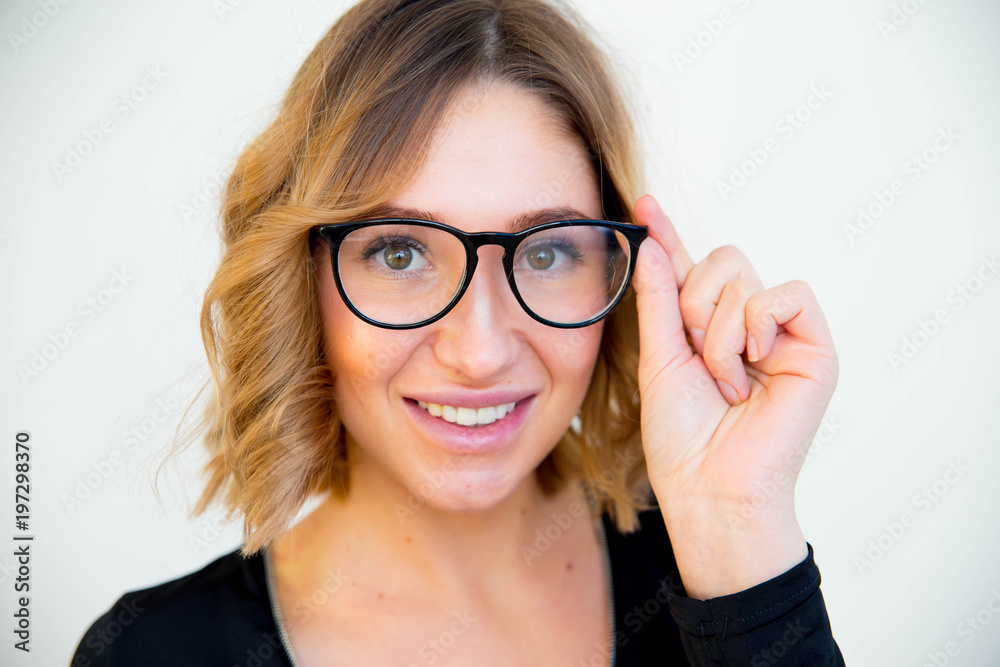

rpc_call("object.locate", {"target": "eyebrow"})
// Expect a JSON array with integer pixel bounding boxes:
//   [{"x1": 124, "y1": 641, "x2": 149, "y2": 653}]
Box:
[{"x1": 360, "y1": 204, "x2": 596, "y2": 233}]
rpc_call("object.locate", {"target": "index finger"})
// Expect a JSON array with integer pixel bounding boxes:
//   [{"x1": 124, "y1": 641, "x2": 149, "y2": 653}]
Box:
[{"x1": 633, "y1": 194, "x2": 696, "y2": 288}]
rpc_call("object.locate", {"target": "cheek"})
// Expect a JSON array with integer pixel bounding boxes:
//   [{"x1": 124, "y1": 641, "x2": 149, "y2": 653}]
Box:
[
  {"x1": 322, "y1": 304, "x2": 384, "y2": 397},
  {"x1": 543, "y1": 323, "x2": 605, "y2": 387},
  {"x1": 317, "y1": 271, "x2": 419, "y2": 407},
  {"x1": 317, "y1": 266, "x2": 377, "y2": 398}
]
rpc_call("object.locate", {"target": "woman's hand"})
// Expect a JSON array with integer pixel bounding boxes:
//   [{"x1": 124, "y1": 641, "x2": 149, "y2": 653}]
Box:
[{"x1": 630, "y1": 194, "x2": 839, "y2": 599}]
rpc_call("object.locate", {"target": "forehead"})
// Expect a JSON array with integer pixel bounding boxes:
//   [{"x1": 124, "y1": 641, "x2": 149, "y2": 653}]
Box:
[{"x1": 386, "y1": 81, "x2": 602, "y2": 233}]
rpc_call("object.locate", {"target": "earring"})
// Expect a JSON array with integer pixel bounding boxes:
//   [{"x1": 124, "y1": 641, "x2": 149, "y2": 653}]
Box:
[{"x1": 570, "y1": 414, "x2": 582, "y2": 435}]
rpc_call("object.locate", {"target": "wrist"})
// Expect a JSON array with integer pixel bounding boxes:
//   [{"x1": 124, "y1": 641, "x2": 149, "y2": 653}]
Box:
[{"x1": 660, "y1": 498, "x2": 807, "y2": 600}]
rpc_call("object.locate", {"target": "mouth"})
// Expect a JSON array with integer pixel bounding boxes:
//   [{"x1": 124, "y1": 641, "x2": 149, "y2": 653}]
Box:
[
  {"x1": 414, "y1": 399, "x2": 519, "y2": 427},
  {"x1": 402, "y1": 394, "x2": 537, "y2": 454}
]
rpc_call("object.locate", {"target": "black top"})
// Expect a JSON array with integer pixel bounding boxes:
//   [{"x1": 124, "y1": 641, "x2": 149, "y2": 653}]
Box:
[{"x1": 71, "y1": 508, "x2": 845, "y2": 666}]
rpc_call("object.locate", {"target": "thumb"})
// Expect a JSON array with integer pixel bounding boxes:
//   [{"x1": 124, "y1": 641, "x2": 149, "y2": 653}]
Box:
[{"x1": 632, "y1": 233, "x2": 692, "y2": 376}]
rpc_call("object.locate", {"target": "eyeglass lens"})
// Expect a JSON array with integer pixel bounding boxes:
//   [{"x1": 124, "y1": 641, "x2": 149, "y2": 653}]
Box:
[{"x1": 336, "y1": 223, "x2": 632, "y2": 326}]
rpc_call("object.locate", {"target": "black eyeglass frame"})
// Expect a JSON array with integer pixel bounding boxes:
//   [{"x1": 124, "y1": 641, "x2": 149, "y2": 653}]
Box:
[{"x1": 310, "y1": 217, "x2": 649, "y2": 330}]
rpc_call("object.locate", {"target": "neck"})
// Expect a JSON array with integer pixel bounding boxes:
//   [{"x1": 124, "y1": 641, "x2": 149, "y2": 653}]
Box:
[{"x1": 270, "y1": 450, "x2": 598, "y2": 601}]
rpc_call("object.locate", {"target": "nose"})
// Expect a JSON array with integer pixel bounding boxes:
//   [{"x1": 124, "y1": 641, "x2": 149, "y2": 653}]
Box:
[{"x1": 429, "y1": 247, "x2": 522, "y2": 382}]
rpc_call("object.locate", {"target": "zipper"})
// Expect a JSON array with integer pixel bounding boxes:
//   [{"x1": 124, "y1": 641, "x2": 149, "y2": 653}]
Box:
[
  {"x1": 597, "y1": 516, "x2": 617, "y2": 667},
  {"x1": 263, "y1": 544, "x2": 301, "y2": 667}
]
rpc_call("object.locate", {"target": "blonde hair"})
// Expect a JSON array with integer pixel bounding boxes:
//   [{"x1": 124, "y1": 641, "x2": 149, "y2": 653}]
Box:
[{"x1": 180, "y1": 0, "x2": 653, "y2": 556}]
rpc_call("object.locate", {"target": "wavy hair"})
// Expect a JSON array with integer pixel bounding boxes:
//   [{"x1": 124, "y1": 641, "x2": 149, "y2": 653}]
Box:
[{"x1": 177, "y1": 0, "x2": 654, "y2": 556}]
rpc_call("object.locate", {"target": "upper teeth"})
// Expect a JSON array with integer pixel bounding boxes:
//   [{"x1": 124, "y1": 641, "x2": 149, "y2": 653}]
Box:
[{"x1": 417, "y1": 401, "x2": 517, "y2": 426}]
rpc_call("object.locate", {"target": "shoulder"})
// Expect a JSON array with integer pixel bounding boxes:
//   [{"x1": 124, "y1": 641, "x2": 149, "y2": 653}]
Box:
[{"x1": 71, "y1": 546, "x2": 285, "y2": 667}]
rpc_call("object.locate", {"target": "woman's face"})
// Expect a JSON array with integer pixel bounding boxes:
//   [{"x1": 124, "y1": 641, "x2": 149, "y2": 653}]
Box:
[{"x1": 316, "y1": 80, "x2": 605, "y2": 513}]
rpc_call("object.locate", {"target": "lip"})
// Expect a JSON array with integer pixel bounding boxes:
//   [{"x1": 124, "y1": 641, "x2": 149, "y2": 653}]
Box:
[
  {"x1": 402, "y1": 393, "x2": 537, "y2": 455},
  {"x1": 405, "y1": 390, "x2": 535, "y2": 410}
]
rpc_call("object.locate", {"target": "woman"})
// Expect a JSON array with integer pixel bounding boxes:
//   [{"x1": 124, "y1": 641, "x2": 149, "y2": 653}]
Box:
[{"x1": 73, "y1": 0, "x2": 844, "y2": 664}]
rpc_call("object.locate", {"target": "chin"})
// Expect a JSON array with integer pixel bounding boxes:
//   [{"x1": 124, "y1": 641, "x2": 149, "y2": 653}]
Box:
[{"x1": 405, "y1": 465, "x2": 529, "y2": 516}]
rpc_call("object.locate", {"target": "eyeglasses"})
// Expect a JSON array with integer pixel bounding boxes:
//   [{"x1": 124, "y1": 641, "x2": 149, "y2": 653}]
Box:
[{"x1": 310, "y1": 217, "x2": 648, "y2": 329}]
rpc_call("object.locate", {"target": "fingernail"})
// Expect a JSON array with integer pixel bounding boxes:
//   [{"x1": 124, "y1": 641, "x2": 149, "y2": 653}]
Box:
[
  {"x1": 747, "y1": 335, "x2": 758, "y2": 362},
  {"x1": 718, "y1": 380, "x2": 740, "y2": 404},
  {"x1": 689, "y1": 327, "x2": 706, "y2": 350}
]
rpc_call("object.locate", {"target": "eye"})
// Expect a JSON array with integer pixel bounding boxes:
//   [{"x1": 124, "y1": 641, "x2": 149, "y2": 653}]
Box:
[
  {"x1": 516, "y1": 238, "x2": 582, "y2": 273},
  {"x1": 526, "y1": 246, "x2": 557, "y2": 270},
  {"x1": 362, "y1": 236, "x2": 431, "y2": 272},
  {"x1": 381, "y1": 245, "x2": 421, "y2": 270}
]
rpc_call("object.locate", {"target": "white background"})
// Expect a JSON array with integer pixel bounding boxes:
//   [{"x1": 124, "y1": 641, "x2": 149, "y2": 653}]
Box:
[{"x1": 1, "y1": 0, "x2": 999, "y2": 665}]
